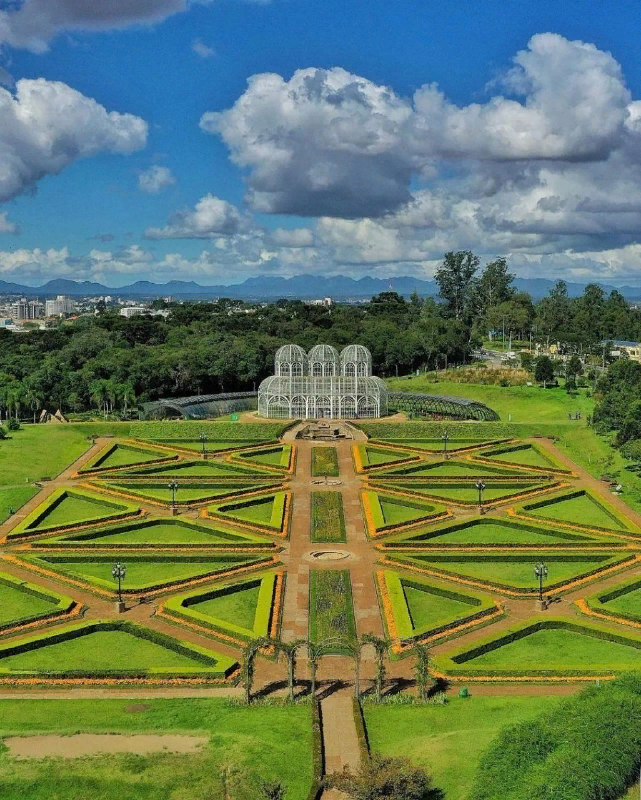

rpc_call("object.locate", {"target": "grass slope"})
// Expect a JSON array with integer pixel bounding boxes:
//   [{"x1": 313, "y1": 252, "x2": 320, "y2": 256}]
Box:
[
  {"x1": 0, "y1": 426, "x2": 91, "y2": 485},
  {"x1": 191, "y1": 584, "x2": 260, "y2": 630},
  {"x1": 0, "y1": 486, "x2": 38, "y2": 524},
  {"x1": 0, "y1": 583, "x2": 57, "y2": 625}
]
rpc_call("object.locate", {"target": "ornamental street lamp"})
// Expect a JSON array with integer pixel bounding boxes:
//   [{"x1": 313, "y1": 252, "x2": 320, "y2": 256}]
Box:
[
  {"x1": 443, "y1": 430, "x2": 449, "y2": 459},
  {"x1": 534, "y1": 561, "x2": 548, "y2": 603},
  {"x1": 112, "y1": 561, "x2": 126, "y2": 604},
  {"x1": 168, "y1": 480, "x2": 178, "y2": 512},
  {"x1": 200, "y1": 433, "x2": 208, "y2": 458},
  {"x1": 476, "y1": 481, "x2": 486, "y2": 510}
]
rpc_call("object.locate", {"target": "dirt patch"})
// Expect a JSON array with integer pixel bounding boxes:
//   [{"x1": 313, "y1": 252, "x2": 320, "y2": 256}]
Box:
[
  {"x1": 124, "y1": 704, "x2": 151, "y2": 713},
  {"x1": 4, "y1": 733, "x2": 209, "y2": 760}
]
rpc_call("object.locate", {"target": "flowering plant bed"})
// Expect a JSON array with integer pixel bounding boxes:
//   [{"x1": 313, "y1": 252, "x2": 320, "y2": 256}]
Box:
[
  {"x1": 308, "y1": 569, "x2": 357, "y2": 654},
  {"x1": 311, "y1": 491, "x2": 346, "y2": 543},
  {"x1": 311, "y1": 446, "x2": 340, "y2": 478}
]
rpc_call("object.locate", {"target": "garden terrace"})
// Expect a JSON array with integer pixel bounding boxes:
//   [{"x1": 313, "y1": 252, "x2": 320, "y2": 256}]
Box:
[
  {"x1": 33, "y1": 517, "x2": 274, "y2": 550},
  {"x1": 368, "y1": 479, "x2": 559, "y2": 507},
  {"x1": 473, "y1": 442, "x2": 571, "y2": 473},
  {"x1": 77, "y1": 442, "x2": 177, "y2": 475},
  {"x1": 7, "y1": 488, "x2": 140, "y2": 539},
  {"x1": 132, "y1": 439, "x2": 270, "y2": 454},
  {"x1": 384, "y1": 552, "x2": 635, "y2": 594},
  {"x1": 14, "y1": 553, "x2": 275, "y2": 597},
  {"x1": 92, "y1": 480, "x2": 281, "y2": 508},
  {"x1": 0, "y1": 620, "x2": 237, "y2": 680},
  {"x1": 362, "y1": 489, "x2": 449, "y2": 536},
  {"x1": 163, "y1": 571, "x2": 281, "y2": 645},
  {"x1": 435, "y1": 618, "x2": 641, "y2": 678}
]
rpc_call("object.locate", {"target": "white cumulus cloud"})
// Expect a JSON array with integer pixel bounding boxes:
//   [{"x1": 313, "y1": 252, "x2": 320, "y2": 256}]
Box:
[
  {"x1": 0, "y1": 212, "x2": 19, "y2": 234},
  {"x1": 145, "y1": 193, "x2": 248, "y2": 238},
  {"x1": 138, "y1": 165, "x2": 176, "y2": 193},
  {"x1": 0, "y1": 78, "x2": 147, "y2": 204},
  {"x1": 192, "y1": 38, "x2": 215, "y2": 58}
]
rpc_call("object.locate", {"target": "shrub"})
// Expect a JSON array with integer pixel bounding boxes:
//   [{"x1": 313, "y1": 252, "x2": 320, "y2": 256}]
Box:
[
  {"x1": 7, "y1": 419, "x2": 20, "y2": 431},
  {"x1": 0, "y1": 426, "x2": 5, "y2": 439},
  {"x1": 327, "y1": 754, "x2": 434, "y2": 800}
]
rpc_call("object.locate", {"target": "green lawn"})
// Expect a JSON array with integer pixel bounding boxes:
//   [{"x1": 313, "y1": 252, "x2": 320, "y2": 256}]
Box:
[
  {"x1": 139, "y1": 439, "x2": 261, "y2": 452},
  {"x1": 60, "y1": 522, "x2": 255, "y2": 546},
  {"x1": 404, "y1": 584, "x2": 475, "y2": 629},
  {"x1": 364, "y1": 696, "x2": 563, "y2": 800},
  {"x1": 128, "y1": 462, "x2": 267, "y2": 478},
  {"x1": 0, "y1": 697, "x2": 313, "y2": 800},
  {"x1": 403, "y1": 520, "x2": 593, "y2": 546},
  {"x1": 384, "y1": 462, "x2": 518, "y2": 477},
  {"x1": 385, "y1": 378, "x2": 594, "y2": 423},
  {"x1": 241, "y1": 448, "x2": 285, "y2": 466},
  {"x1": 526, "y1": 492, "x2": 626, "y2": 528},
  {"x1": 104, "y1": 484, "x2": 260, "y2": 503},
  {"x1": 31, "y1": 494, "x2": 121, "y2": 528},
  {"x1": 409, "y1": 554, "x2": 619, "y2": 589},
  {"x1": 602, "y1": 587, "x2": 641, "y2": 618},
  {"x1": 0, "y1": 583, "x2": 57, "y2": 625},
  {"x1": 0, "y1": 630, "x2": 209, "y2": 671},
  {"x1": 33, "y1": 555, "x2": 254, "y2": 591},
  {"x1": 311, "y1": 446, "x2": 340, "y2": 477},
  {"x1": 220, "y1": 497, "x2": 275, "y2": 525},
  {"x1": 375, "y1": 439, "x2": 498, "y2": 452},
  {"x1": 462, "y1": 627, "x2": 641, "y2": 670},
  {"x1": 379, "y1": 497, "x2": 434, "y2": 526},
  {"x1": 0, "y1": 426, "x2": 91, "y2": 485},
  {"x1": 130, "y1": 421, "x2": 289, "y2": 440},
  {"x1": 483, "y1": 446, "x2": 555, "y2": 469},
  {"x1": 311, "y1": 491, "x2": 346, "y2": 543},
  {"x1": 0, "y1": 486, "x2": 39, "y2": 524},
  {"x1": 191, "y1": 584, "x2": 260, "y2": 630},
  {"x1": 308, "y1": 569, "x2": 357, "y2": 652},
  {"x1": 393, "y1": 482, "x2": 546, "y2": 504},
  {"x1": 364, "y1": 446, "x2": 409, "y2": 466},
  {"x1": 94, "y1": 446, "x2": 166, "y2": 470}
]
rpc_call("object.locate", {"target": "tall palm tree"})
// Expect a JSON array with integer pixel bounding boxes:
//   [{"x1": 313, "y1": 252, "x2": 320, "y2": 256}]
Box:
[
  {"x1": 24, "y1": 388, "x2": 43, "y2": 425},
  {"x1": 361, "y1": 633, "x2": 391, "y2": 703}
]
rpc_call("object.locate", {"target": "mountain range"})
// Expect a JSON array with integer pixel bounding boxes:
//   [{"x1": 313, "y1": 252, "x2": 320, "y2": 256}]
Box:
[{"x1": 0, "y1": 275, "x2": 639, "y2": 301}]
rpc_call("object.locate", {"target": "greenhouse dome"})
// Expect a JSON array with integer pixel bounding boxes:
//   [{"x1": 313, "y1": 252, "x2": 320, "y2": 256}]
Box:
[
  {"x1": 275, "y1": 344, "x2": 307, "y2": 376},
  {"x1": 308, "y1": 344, "x2": 340, "y2": 377}
]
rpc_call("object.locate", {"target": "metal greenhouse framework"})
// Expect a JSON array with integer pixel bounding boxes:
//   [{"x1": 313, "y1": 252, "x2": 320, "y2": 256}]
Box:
[
  {"x1": 140, "y1": 392, "x2": 257, "y2": 420},
  {"x1": 387, "y1": 392, "x2": 500, "y2": 421},
  {"x1": 258, "y1": 344, "x2": 388, "y2": 419}
]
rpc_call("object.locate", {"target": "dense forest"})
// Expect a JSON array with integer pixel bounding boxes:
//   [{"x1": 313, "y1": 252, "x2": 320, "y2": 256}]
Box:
[{"x1": 1, "y1": 251, "x2": 641, "y2": 417}]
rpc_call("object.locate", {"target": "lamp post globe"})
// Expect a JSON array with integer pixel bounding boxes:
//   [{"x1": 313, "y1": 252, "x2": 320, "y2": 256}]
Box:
[
  {"x1": 168, "y1": 480, "x2": 178, "y2": 511},
  {"x1": 112, "y1": 561, "x2": 126, "y2": 604},
  {"x1": 534, "y1": 561, "x2": 548, "y2": 603},
  {"x1": 476, "y1": 480, "x2": 486, "y2": 509}
]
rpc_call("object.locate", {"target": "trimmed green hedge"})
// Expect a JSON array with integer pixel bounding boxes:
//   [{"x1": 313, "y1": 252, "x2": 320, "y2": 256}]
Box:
[
  {"x1": 518, "y1": 488, "x2": 638, "y2": 533},
  {"x1": 363, "y1": 490, "x2": 447, "y2": 533},
  {"x1": 307, "y1": 698, "x2": 324, "y2": 800},
  {"x1": 8, "y1": 487, "x2": 140, "y2": 538},
  {"x1": 0, "y1": 573, "x2": 75, "y2": 633},
  {"x1": 435, "y1": 617, "x2": 641, "y2": 677},
  {"x1": 163, "y1": 572, "x2": 277, "y2": 643},
  {"x1": 0, "y1": 619, "x2": 238, "y2": 679},
  {"x1": 237, "y1": 444, "x2": 292, "y2": 470},
  {"x1": 130, "y1": 421, "x2": 293, "y2": 440},
  {"x1": 355, "y1": 422, "x2": 572, "y2": 440},
  {"x1": 78, "y1": 442, "x2": 177, "y2": 474},
  {"x1": 474, "y1": 441, "x2": 570, "y2": 473},
  {"x1": 587, "y1": 575, "x2": 641, "y2": 625},
  {"x1": 210, "y1": 491, "x2": 288, "y2": 532},
  {"x1": 378, "y1": 460, "x2": 522, "y2": 478}
]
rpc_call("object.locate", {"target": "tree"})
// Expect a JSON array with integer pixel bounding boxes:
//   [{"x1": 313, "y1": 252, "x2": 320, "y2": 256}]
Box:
[
  {"x1": 534, "y1": 356, "x2": 555, "y2": 388},
  {"x1": 536, "y1": 280, "x2": 571, "y2": 342},
  {"x1": 327, "y1": 755, "x2": 435, "y2": 800},
  {"x1": 361, "y1": 633, "x2": 390, "y2": 703},
  {"x1": 473, "y1": 256, "x2": 515, "y2": 319},
  {"x1": 24, "y1": 387, "x2": 43, "y2": 425},
  {"x1": 412, "y1": 644, "x2": 430, "y2": 703},
  {"x1": 435, "y1": 250, "x2": 480, "y2": 321}
]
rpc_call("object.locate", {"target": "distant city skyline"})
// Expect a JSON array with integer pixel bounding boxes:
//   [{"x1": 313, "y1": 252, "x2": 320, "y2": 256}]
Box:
[{"x1": 1, "y1": 1, "x2": 641, "y2": 285}]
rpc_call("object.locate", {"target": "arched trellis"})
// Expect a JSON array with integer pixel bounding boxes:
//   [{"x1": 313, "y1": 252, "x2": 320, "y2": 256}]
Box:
[
  {"x1": 388, "y1": 392, "x2": 499, "y2": 421},
  {"x1": 140, "y1": 391, "x2": 257, "y2": 420}
]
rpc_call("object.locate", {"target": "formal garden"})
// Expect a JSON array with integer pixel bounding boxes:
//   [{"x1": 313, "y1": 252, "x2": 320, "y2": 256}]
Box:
[{"x1": 3, "y1": 414, "x2": 641, "y2": 797}]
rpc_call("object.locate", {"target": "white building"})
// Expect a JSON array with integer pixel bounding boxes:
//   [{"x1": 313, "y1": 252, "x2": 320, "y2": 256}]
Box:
[
  {"x1": 45, "y1": 296, "x2": 75, "y2": 317},
  {"x1": 120, "y1": 306, "x2": 149, "y2": 318}
]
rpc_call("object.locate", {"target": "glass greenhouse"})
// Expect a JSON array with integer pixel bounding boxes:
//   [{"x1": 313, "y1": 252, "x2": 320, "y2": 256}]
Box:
[{"x1": 258, "y1": 344, "x2": 388, "y2": 419}]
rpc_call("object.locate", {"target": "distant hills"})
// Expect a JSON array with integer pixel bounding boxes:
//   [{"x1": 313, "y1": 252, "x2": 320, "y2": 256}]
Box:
[{"x1": 1, "y1": 275, "x2": 639, "y2": 301}]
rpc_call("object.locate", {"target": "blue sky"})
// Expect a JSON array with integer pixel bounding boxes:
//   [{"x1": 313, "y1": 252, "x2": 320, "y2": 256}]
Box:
[{"x1": 1, "y1": 0, "x2": 641, "y2": 286}]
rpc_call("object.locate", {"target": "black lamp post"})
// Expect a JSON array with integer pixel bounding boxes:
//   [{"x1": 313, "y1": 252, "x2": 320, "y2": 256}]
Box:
[
  {"x1": 200, "y1": 433, "x2": 208, "y2": 457},
  {"x1": 112, "y1": 561, "x2": 126, "y2": 604},
  {"x1": 168, "y1": 480, "x2": 178, "y2": 511},
  {"x1": 443, "y1": 430, "x2": 449, "y2": 459},
  {"x1": 476, "y1": 480, "x2": 486, "y2": 510},
  {"x1": 534, "y1": 561, "x2": 548, "y2": 603}
]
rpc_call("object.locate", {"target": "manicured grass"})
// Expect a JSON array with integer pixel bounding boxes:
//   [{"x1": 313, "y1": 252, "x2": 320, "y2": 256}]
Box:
[
  {"x1": 191, "y1": 584, "x2": 260, "y2": 630},
  {"x1": 405, "y1": 554, "x2": 622, "y2": 589},
  {"x1": 93, "y1": 446, "x2": 168, "y2": 470},
  {"x1": 375, "y1": 439, "x2": 499, "y2": 452},
  {"x1": 138, "y1": 439, "x2": 261, "y2": 452},
  {"x1": 404, "y1": 584, "x2": 475, "y2": 629},
  {"x1": 383, "y1": 461, "x2": 521, "y2": 478},
  {"x1": 602, "y1": 587, "x2": 641, "y2": 617},
  {"x1": 385, "y1": 378, "x2": 595, "y2": 423},
  {"x1": 0, "y1": 486, "x2": 39, "y2": 524},
  {"x1": 131, "y1": 421, "x2": 290, "y2": 440},
  {"x1": 396, "y1": 519, "x2": 604, "y2": 547},
  {"x1": 526, "y1": 492, "x2": 626, "y2": 529},
  {"x1": 364, "y1": 696, "x2": 564, "y2": 800},
  {"x1": 462, "y1": 627, "x2": 641, "y2": 670},
  {"x1": 244, "y1": 449, "x2": 284, "y2": 466},
  {"x1": 0, "y1": 582, "x2": 57, "y2": 624},
  {"x1": 388, "y1": 482, "x2": 547, "y2": 504},
  {"x1": 482, "y1": 445, "x2": 554, "y2": 469},
  {"x1": 31, "y1": 555, "x2": 255, "y2": 592},
  {"x1": 379, "y1": 497, "x2": 435, "y2": 526},
  {"x1": 104, "y1": 483, "x2": 268, "y2": 504},
  {"x1": 311, "y1": 491, "x2": 346, "y2": 543},
  {"x1": 0, "y1": 630, "x2": 208, "y2": 671},
  {"x1": 0, "y1": 697, "x2": 313, "y2": 800},
  {"x1": 364, "y1": 446, "x2": 410, "y2": 466},
  {"x1": 125, "y1": 461, "x2": 269, "y2": 478},
  {"x1": 311, "y1": 446, "x2": 339, "y2": 477},
  {"x1": 59, "y1": 521, "x2": 256, "y2": 546},
  {"x1": 33, "y1": 495, "x2": 121, "y2": 528},
  {"x1": 0, "y1": 426, "x2": 91, "y2": 485},
  {"x1": 308, "y1": 569, "x2": 357, "y2": 653},
  {"x1": 224, "y1": 496, "x2": 275, "y2": 525}
]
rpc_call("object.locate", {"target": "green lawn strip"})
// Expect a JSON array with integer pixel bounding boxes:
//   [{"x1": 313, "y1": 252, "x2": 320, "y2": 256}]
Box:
[
  {"x1": 164, "y1": 572, "x2": 277, "y2": 642},
  {"x1": 386, "y1": 552, "x2": 634, "y2": 593},
  {"x1": 308, "y1": 569, "x2": 357, "y2": 654},
  {"x1": 587, "y1": 575, "x2": 641, "y2": 624},
  {"x1": 477, "y1": 442, "x2": 568, "y2": 471},
  {"x1": 311, "y1": 491, "x2": 346, "y2": 543},
  {"x1": 121, "y1": 460, "x2": 273, "y2": 479},
  {"x1": 236, "y1": 444, "x2": 292, "y2": 470},
  {"x1": 311, "y1": 446, "x2": 340, "y2": 477},
  {"x1": 435, "y1": 617, "x2": 641, "y2": 676},
  {"x1": 369, "y1": 437, "x2": 509, "y2": 453},
  {"x1": 518, "y1": 488, "x2": 637, "y2": 532},
  {"x1": 9, "y1": 487, "x2": 139, "y2": 538},
  {"x1": 363, "y1": 490, "x2": 446, "y2": 533},
  {"x1": 0, "y1": 697, "x2": 313, "y2": 800},
  {"x1": 379, "y1": 460, "x2": 532, "y2": 478},
  {"x1": 38, "y1": 518, "x2": 272, "y2": 549},
  {"x1": 137, "y1": 439, "x2": 266, "y2": 453},
  {"x1": 130, "y1": 421, "x2": 292, "y2": 440},
  {"x1": 79, "y1": 442, "x2": 177, "y2": 474},
  {"x1": 364, "y1": 445, "x2": 419, "y2": 467},
  {"x1": 372, "y1": 480, "x2": 554, "y2": 505},
  {"x1": 17, "y1": 553, "x2": 267, "y2": 594},
  {"x1": 363, "y1": 695, "x2": 564, "y2": 800},
  {"x1": 0, "y1": 620, "x2": 237, "y2": 678},
  {"x1": 382, "y1": 570, "x2": 497, "y2": 642},
  {"x1": 381, "y1": 516, "x2": 618, "y2": 549},
  {"x1": 0, "y1": 486, "x2": 39, "y2": 524},
  {"x1": 210, "y1": 492, "x2": 287, "y2": 531},
  {"x1": 0, "y1": 426, "x2": 92, "y2": 485},
  {"x1": 98, "y1": 481, "x2": 276, "y2": 505},
  {"x1": 0, "y1": 573, "x2": 74, "y2": 630}
]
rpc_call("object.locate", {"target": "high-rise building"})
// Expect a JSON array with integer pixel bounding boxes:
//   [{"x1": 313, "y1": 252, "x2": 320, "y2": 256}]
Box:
[{"x1": 45, "y1": 296, "x2": 75, "y2": 317}]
